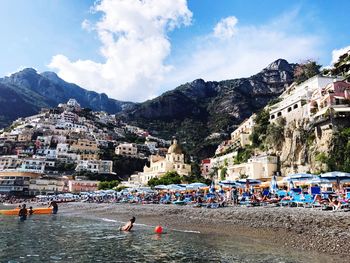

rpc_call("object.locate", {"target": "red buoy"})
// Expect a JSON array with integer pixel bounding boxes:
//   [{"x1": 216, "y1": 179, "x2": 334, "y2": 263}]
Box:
[{"x1": 154, "y1": 225, "x2": 163, "y2": 234}]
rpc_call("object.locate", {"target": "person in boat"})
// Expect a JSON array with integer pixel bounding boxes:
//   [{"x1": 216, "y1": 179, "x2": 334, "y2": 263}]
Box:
[
  {"x1": 49, "y1": 200, "x2": 58, "y2": 214},
  {"x1": 18, "y1": 204, "x2": 28, "y2": 220},
  {"x1": 28, "y1": 206, "x2": 34, "y2": 215},
  {"x1": 120, "y1": 216, "x2": 136, "y2": 231}
]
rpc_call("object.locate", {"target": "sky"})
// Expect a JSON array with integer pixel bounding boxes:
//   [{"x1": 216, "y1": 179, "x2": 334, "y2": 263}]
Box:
[{"x1": 0, "y1": 0, "x2": 349, "y2": 102}]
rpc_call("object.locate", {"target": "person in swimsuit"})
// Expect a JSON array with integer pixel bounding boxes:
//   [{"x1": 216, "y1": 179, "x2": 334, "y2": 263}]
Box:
[
  {"x1": 120, "y1": 217, "x2": 136, "y2": 231},
  {"x1": 49, "y1": 200, "x2": 58, "y2": 214},
  {"x1": 18, "y1": 204, "x2": 28, "y2": 221}
]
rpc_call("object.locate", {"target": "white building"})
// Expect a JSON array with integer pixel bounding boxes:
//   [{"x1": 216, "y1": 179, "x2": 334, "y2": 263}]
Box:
[
  {"x1": 269, "y1": 76, "x2": 342, "y2": 123},
  {"x1": 67, "y1": 98, "x2": 81, "y2": 109},
  {"x1": 19, "y1": 158, "x2": 46, "y2": 174},
  {"x1": 75, "y1": 160, "x2": 113, "y2": 174},
  {"x1": 115, "y1": 143, "x2": 138, "y2": 157},
  {"x1": 226, "y1": 155, "x2": 278, "y2": 181},
  {"x1": 126, "y1": 139, "x2": 191, "y2": 186},
  {"x1": 230, "y1": 114, "x2": 255, "y2": 148}
]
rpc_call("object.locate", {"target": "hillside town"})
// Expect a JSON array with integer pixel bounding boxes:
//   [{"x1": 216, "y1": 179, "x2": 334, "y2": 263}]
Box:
[
  {"x1": 204, "y1": 73, "x2": 350, "y2": 184},
  {"x1": 0, "y1": 99, "x2": 170, "y2": 196},
  {"x1": 1, "y1": 57, "x2": 350, "y2": 196}
]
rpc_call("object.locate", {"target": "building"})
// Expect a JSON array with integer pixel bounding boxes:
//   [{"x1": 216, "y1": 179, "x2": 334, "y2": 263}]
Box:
[
  {"x1": 0, "y1": 155, "x2": 21, "y2": 170},
  {"x1": 115, "y1": 143, "x2": 138, "y2": 157},
  {"x1": 309, "y1": 80, "x2": 350, "y2": 121},
  {"x1": 29, "y1": 178, "x2": 66, "y2": 195},
  {"x1": 19, "y1": 158, "x2": 46, "y2": 174},
  {"x1": 269, "y1": 76, "x2": 342, "y2": 123},
  {"x1": 0, "y1": 171, "x2": 40, "y2": 196},
  {"x1": 66, "y1": 98, "x2": 81, "y2": 110},
  {"x1": 70, "y1": 139, "x2": 99, "y2": 160},
  {"x1": 200, "y1": 159, "x2": 212, "y2": 179},
  {"x1": 127, "y1": 139, "x2": 191, "y2": 186},
  {"x1": 226, "y1": 155, "x2": 278, "y2": 181},
  {"x1": 230, "y1": 114, "x2": 255, "y2": 148},
  {"x1": 75, "y1": 160, "x2": 113, "y2": 174},
  {"x1": 68, "y1": 180, "x2": 99, "y2": 193}
]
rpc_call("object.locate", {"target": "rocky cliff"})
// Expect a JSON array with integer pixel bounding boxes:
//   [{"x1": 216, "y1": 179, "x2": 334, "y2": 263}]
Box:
[{"x1": 120, "y1": 59, "x2": 296, "y2": 159}]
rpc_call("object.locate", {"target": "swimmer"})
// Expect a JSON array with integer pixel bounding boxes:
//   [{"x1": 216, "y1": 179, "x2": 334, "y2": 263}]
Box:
[{"x1": 120, "y1": 217, "x2": 136, "y2": 231}]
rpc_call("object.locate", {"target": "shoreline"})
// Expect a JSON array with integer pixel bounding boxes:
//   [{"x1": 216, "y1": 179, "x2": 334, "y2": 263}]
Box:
[{"x1": 57, "y1": 202, "x2": 350, "y2": 257}]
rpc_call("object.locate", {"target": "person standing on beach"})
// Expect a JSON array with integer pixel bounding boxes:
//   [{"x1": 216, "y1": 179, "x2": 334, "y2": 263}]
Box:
[
  {"x1": 49, "y1": 200, "x2": 58, "y2": 214},
  {"x1": 18, "y1": 204, "x2": 28, "y2": 221},
  {"x1": 231, "y1": 187, "x2": 238, "y2": 205}
]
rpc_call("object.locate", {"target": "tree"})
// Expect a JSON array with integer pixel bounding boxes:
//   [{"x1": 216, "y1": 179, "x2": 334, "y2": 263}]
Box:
[
  {"x1": 294, "y1": 60, "x2": 321, "y2": 84},
  {"x1": 250, "y1": 109, "x2": 270, "y2": 148},
  {"x1": 98, "y1": 180, "x2": 119, "y2": 190},
  {"x1": 220, "y1": 167, "x2": 227, "y2": 181},
  {"x1": 147, "y1": 171, "x2": 182, "y2": 187},
  {"x1": 265, "y1": 117, "x2": 286, "y2": 150}
]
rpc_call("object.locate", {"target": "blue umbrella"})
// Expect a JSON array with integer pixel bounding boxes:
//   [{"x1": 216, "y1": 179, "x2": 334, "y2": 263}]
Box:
[
  {"x1": 154, "y1": 185, "x2": 168, "y2": 190},
  {"x1": 283, "y1": 173, "x2": 315, "y2": 182},
  {"x1": 219, "y1": 180, "x2": 238, "y2": 186},
  {"x1": 186, "y1": 183, "x2": 207, "y2": 190}
]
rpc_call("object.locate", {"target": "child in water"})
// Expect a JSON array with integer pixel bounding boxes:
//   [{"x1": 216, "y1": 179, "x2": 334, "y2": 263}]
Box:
[{"x1": 120, "y1": 217, "x2": 136, "y2": 231}]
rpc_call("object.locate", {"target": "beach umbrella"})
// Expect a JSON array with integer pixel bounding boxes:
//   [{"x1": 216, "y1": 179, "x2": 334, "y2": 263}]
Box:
[
  {"x1": 236, "y1": 179, "x2": 261, "y2": 186},
  {"x1": 305, "y1": 176, "x2": 332, "y2": 185},
  {"x1": 166, "y1": 184, "x2": 186, "y2": 191},
  {"x1": 270, "y1": 175, "x2": 278, "y2": 193},
  {"x1": 283, "y1": 173, "x2": 315, "y2": 182},
  {"x1": 320, "y1": 171, "x2": 350, "y2": 178},
  {"x1": 219, "y1": 180, "x2": 237, "y2": 186},
  {"x1": 186, "y1": 183, "x2": 207, "y2": 190},
  {"x1": 319, "y1": 171, "x2": 350, "y2": 184},
  {"x1": 154, "y1": 185, "x2": 168, "y2": 190}
]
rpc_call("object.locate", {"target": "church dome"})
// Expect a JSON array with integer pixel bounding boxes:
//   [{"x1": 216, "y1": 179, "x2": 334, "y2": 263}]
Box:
[{"x1": 167, "y1": 139, "x2": 183, "y2": 154}]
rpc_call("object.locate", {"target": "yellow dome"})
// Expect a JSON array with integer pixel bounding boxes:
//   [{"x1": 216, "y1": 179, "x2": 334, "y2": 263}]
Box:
[{"x1": 167, "y1": 139, "x2": 183, "y2": 154}]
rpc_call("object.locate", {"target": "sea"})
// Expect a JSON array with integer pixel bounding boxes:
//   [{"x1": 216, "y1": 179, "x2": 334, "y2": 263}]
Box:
[{"x1": 0, "y1": 204, "x2": 342, "y2": 263}]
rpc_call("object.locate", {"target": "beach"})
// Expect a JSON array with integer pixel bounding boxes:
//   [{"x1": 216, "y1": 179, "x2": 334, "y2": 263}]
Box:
[{"x1": 58, "y1": 202, "x2": 350, "y2": 258}]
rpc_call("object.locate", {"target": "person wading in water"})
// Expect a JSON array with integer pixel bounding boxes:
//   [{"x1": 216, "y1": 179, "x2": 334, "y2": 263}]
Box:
[{"x1": 18, "y1": 204, "x2": 28, "y2": 221}]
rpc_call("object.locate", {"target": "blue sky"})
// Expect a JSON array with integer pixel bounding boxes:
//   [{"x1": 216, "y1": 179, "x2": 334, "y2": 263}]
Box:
[{"x1": 0, "y1": 0, "x2": 349, "y2": 101}]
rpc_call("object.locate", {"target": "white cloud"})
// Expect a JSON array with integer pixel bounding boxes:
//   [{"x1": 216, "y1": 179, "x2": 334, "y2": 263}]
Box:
[
  {"x1": 213, "y1": 16, "x2": 238, "y2": 39},
  {"x1": 49, "y1": 3, "x2": 322, "y2": 102},
  {"x1": 163, "y1": 12, "x2": 321, "y2": 89},
  {"x1": 49, "y1": 0, "x2": 192, "y2": 102},
  {"x1": 331, "y1": 45, "x2": 350, "y2": 65}
]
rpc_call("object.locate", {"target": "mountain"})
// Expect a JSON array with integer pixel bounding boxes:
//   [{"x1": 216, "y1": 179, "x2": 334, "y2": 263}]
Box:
[
  {"x1": 119, "y1": 59, "x2": 296, "y2": 159},
  {"x1": 0, "y1": 68, "x2": 133, "y2": 128}
]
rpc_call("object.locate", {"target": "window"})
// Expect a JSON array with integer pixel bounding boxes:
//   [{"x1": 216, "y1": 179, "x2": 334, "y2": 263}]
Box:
[
  {"x1": 287, "y1": 107, "x2": 292, "y2": 112},
  {"x1": 293, "y1": 104, "x2": 298, "y2": 109},
  {"x1": 277, "y1": 112, "x2": 282, "y2": 117}
]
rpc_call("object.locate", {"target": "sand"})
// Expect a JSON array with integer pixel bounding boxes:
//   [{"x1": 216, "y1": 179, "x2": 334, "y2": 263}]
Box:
[{"x1": 57, "y1": 202, "x2": 350, "y2": 257}]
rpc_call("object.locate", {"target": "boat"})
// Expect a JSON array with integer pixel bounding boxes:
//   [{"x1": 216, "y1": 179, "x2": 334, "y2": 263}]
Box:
[{"x1": 0, "y1": 207, "x2": 53, "y2": 215}]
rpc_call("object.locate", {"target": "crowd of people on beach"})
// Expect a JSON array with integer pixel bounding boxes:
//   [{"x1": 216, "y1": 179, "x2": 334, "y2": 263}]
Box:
[{"x1": 2, "y1": 185, "x2": 350, "y2": 212}]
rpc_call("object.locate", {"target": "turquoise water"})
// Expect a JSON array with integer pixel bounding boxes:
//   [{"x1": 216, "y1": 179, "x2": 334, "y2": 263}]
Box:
[{"x1": 0, "y1": 205, "x2": 344, "y2": 263}]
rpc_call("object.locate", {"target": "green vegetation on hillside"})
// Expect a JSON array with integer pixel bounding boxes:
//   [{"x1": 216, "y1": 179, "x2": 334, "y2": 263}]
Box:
[
  {"x1": 293, "y1": 60, "x2": 321, "y2": 84},
  {"x1": 327, "y1": 127, "x2": 350, "y2": 172},
  {"x1": 250, "y1": 109, "x2": 270, "y2": 148},
  {"x1": 148, "y1": 171, "x2": 182, "y2": 187}
]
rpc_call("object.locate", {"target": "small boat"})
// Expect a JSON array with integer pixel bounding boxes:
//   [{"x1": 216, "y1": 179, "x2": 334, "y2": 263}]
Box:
[{"x1": 0, "y1": 207, "x2": 53, "y2": 215}]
